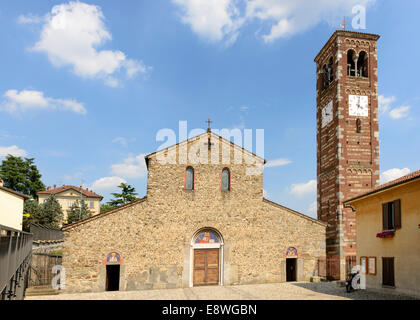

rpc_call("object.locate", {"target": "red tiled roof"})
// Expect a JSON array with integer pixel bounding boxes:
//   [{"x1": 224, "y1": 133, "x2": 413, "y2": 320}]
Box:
[
  {"x1": 345, "y1": 169, "x2": 420, "y2": 204},
  {"x1": 62, "y1": 197, "x2": 146, "y2": 230},
  {"x1": 0, "y1": 186, "x2": 30, "y2": 200},
  {"x1": 37, "y1": 185, "x2": 103, "y2": 200}
]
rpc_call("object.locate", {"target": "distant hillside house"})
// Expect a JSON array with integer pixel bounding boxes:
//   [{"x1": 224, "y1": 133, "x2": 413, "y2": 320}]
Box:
[
  {"x1": 0, "y1": 179, "x2": 29, "y2": 230},
  {"x1": 37, "y1": 185, "x2": 103, "y2": 223}
]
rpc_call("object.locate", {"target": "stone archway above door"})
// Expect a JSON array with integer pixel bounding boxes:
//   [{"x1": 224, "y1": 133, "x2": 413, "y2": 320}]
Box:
[{"x1": 190, "y1": 228, "x2": 224, "y2": 287}]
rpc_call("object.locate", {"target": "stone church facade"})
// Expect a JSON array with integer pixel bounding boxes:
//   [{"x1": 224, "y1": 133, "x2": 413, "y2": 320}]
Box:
[{"x1": 62, "y1": 131, "x2": 326, "y2": 293}]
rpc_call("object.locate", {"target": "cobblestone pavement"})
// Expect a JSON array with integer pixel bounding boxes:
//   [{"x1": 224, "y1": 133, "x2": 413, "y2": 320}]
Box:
[{"x1": 26, "y1": 282, "x2": 418, "y2": 300}]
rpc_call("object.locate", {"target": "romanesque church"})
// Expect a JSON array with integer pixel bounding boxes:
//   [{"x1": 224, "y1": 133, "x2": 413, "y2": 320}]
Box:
[
  {"x1": 63, "y1": 130, "x2": 325, "y2": 292},
  {"x1": 63, "y1": 30, "x2": 380, "y2": 292}
]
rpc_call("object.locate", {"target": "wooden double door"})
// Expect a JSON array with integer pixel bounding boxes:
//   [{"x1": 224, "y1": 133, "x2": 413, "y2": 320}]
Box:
[{"x1": 193, "y1": 249, "x2": 219, "y2": 286}]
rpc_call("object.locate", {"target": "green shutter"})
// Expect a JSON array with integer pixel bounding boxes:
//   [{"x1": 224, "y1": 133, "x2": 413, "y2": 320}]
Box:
[
  {"x1": 382, "y1": 203, "x2": 388, "y2": 231},
  {"x1": 394, "y1": 199, "x2": 401, "y2": 229}
]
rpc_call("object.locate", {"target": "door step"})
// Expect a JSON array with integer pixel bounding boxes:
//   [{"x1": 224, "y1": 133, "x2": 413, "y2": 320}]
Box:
[{"x1": 25, "y1": 287, "x2": 60, "y2": 296}]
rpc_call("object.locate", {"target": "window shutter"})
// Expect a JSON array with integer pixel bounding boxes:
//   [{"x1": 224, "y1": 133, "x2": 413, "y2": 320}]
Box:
[
  {"x1": 394, "y1": 199, "x2": 401, "y2": 229},
  {"x1": 382, "y1": 203, "x2": 388, "y2": 231}
]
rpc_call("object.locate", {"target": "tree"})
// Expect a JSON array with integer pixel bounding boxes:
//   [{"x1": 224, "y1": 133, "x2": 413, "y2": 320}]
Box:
[
  {"x1": 40, "y1": 194, "x2": 63, "y2": 228},
  {"x1": 67, "y1": 200, "x2": 92, "y2": 224},
  {"x1": 107, "y1": 183, "x2": 138, "y2": 207},
  {"x1": 100, "y1": 203, "x2": 115, "y2": 213},
  {"x1": 23, "y1": 199, "x2": 43, "y2": 231},
  {"x1": 0, "y1": 155, "x2": 45, "y2": 198}
]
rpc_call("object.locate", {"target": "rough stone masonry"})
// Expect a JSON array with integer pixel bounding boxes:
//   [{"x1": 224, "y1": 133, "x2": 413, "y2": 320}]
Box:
[{"x1": 62, "y1": 131, "x2": 326, "y2": 293}]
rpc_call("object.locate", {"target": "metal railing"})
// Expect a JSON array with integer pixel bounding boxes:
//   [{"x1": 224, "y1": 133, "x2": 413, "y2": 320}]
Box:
[
  {"x1": 0, "y1": 224, "x2": 33, "y2": 300},
  {"x1": 30, "y1": 223, "x2": 63, "y2": 241}
]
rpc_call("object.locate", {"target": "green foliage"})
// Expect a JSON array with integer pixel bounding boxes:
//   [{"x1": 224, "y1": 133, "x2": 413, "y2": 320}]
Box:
[
  {"x1": 67, "y1": 199, "x2": 92, "y2": 224},
  {"x1": 23, "y1": 199, "x2": 43, "y2": 231},
  {"x1": 100, "y1": 203, "x2": 115, "y2": 213},
  {"x1": 40, "y1": 194, "x2": 63, "y2": 228},
  {"x1": 0, "y1": 155, "x2": 45, "y2": 198},
  {"x1": 107, "y1": 183, "x2": 138, "y2": 207}
]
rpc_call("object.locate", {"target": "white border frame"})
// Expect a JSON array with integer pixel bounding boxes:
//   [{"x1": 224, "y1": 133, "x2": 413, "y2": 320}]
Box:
[{"x1": 189, "y1": 228, "x2": 224, "y2": 288}]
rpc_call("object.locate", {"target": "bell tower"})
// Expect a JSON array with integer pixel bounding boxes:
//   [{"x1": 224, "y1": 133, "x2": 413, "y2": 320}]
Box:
[{"x1": 314, "y1": 31, "x2": 380, "y2": 280}]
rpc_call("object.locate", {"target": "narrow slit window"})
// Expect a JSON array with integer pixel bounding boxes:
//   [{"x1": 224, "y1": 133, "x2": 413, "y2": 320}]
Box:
[
  {"x1": 185, "y1": 167, "x2": 194, "y2": 190},
  {"x1": 356, "y1": 118, "x2": 362, "y2": 133},
  {"x1": 222, "y1": 168, "x2": 230, "y2": 191}
]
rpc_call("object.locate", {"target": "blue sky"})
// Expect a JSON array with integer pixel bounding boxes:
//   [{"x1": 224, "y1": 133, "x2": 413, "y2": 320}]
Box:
[{"x1": 0, "y1": 0, "x2": 419, "y2": 218}]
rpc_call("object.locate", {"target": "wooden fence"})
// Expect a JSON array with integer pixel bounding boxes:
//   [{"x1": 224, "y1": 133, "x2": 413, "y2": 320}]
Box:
[{"x1": 29, "y1": 253, "x2": 62, "y2": 287}]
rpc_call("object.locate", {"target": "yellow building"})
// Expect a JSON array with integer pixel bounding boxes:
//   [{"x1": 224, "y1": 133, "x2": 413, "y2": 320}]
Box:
[
  {"x1": 344, "y1": 170, "x2": 420, "y2": 298},
  {"x1": 0, "y1": 179, "x2": 29, "y2": 230},
  {"x1": 37, "y1": 185, "x2": 103, "y2": 223}
]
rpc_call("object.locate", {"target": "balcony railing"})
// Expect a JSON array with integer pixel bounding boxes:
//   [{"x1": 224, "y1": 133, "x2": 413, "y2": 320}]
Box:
[{"x1": 0, "y1": 224, "x2": 33, "y2": 300}]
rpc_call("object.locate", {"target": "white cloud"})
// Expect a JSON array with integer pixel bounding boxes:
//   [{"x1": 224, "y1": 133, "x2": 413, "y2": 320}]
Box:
[
  {"x1": 91, "y1": 176, "x2": 126, "y2": 193},
  {"x1": 173, "y1": 0, "x2": 375, "y2": 44},
  {"x1": 380, "y1": 168, "x2": 410, "y2": 185},
  {"x1": 263, "y1": 189, "x2": 269, "y2": 198},
  {"x1": 378, "y1": 95, "x2": 395, "y2": 114},
  {"x1": 25, "y1": 1, "x2": 150, "y2": 86},
  {"x1": 112, "y1": 137, "x2": 136, "y2": 147},
  {"x1": 173, "y1": 0, "x2": 243, "y2": 45},
  {"x1": 247, "y1": 0, "x2": 375, "y2": 42},
  {"x1": 1, "y1": 89, "x2": 86, "y2": 115},
  {"x1": 308, "y1": 201, "x2": 317, "y2": 217},
  {"x1": 290, "y1": 179, "x2": 316, "y2": 196},
  {"x1": 18, "y1": 13, "x2": 43, "y2": 24},
  {"x1": 389, "y1": 105, "x2": 411, "y2": 119},
  {"x1": 378, "y1": 95, "x2": 411, "y2": 119},
  {"x1": 111, "y1": 154, "x2": 147, "y2": 179},
  {"x1": 265, "y1": 158, "x2": 292, "y2": 168},
  {"x1": 0, "y1": 145, "x2": 28, "y2": 158}
]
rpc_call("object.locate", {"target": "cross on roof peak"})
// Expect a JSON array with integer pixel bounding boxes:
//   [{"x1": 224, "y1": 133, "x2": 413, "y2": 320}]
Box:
[{"x1": 205, "y1": 118, "x2": 213, "y2": 132}]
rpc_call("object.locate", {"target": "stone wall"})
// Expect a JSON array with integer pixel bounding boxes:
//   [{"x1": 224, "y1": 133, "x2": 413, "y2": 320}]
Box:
[{"x1": 62, "y1": 133, "x2": 326, "y2": 293}]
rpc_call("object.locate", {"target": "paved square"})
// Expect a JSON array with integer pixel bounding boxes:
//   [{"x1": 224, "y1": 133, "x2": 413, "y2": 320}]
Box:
[{"x1": 25, "y1": 282, "x2": 418, "y2": 300}]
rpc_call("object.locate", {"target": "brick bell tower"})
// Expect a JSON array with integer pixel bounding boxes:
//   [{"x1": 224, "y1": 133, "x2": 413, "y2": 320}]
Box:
[{"x1": 314, "y1": 31, "x2": 380, "y2": 280}]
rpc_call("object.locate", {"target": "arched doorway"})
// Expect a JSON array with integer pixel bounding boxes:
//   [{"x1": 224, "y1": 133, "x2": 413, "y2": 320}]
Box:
[
  {"x1": 284, "y1": 247, "x2": 299, "y2": 282},
  {"x1": 190, "y1": 229, "x2": 223, "y2": 287},
  {"x1": 104, "y1": 252, "x2": 123, "y2": 291}
]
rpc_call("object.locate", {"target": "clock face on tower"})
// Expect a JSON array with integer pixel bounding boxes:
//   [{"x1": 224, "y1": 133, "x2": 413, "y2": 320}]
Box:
[
  {"x1": 348, "y1": 95, "x2": 368, "y2": 117},
  {"x1": 321, "y1": 100, "x2": 333, "y2": 128}
]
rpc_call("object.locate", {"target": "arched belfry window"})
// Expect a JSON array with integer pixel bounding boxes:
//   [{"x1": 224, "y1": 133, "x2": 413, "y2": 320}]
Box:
[
  {"x1": 328, "y1": 57, "x2": 334, "y2": 83},
  {"x1": 185, "y1": 167, "x2": 194, "y2": 190},
  {"x1": 322, "y1": 58, "x2": 334, "y2": 90},
  {"x1": 357, "y1": 51, "x2": 368, "y2": 77},
  {"x1": 347, "y1": 49, "x2": 357, "y2": 76},
  {"x1": 221, "y1": 168, "x2": 230, "y2": 191},
  {"x1": 322, "y1": 64, "x2": 329, "y2": 89}
]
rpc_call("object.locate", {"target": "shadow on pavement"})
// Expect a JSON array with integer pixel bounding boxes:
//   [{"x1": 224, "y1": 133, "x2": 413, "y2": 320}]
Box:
[{"x1": 290, "y1": 282, "x2": 418, "y2": 300}]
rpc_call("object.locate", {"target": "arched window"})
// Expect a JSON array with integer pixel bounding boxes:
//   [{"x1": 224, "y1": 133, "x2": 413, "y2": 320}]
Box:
[
  {"x1": 185, "y1": 167, "x2": 194, "y2": 190},
  {"x1": 357, "y1": 51, "x2": 368, "y2": 77},
  {"x1": 322, "y1": 64, "x2": 329, "y2": 89},
  {"x1": 356, "y1": 118, "x2": 362, "y2": 133},
  {"x1": 328, "y1": 57, "x2": 334, "y2": 83},
  {"x1": 221, "y1": 168, "x2": 230, "y2": 191},
  {"x1": 347, "y1": 49, "x2": 356, "y2": 76}
]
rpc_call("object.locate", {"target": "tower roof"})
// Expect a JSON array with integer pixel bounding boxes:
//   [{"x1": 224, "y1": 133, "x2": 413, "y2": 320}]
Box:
[{"x1": 314, "y1": 30, "x2": 380, "y2": 63}]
